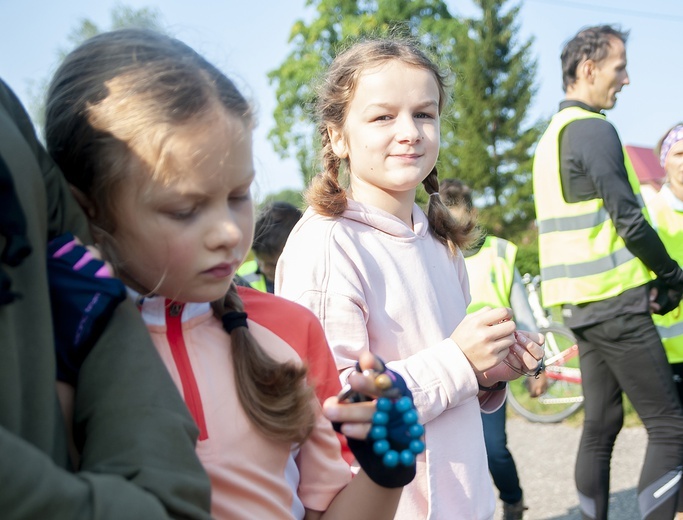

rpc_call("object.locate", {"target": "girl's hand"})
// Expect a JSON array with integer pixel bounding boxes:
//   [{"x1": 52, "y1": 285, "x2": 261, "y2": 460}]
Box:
[
  {"x1": 324, "y1": 352, "x2": 420, "y2": 489},
  {"x1": 322, "y1": 352, "x2": 385, "y2": 439},
  {"x1": 48, "y1": 232, "x2": 127, "y2": 386},
  {"x1": 451, "y1": 306, "x2": 517, "y2": 373},
  {"x1": 71, "y1": 236, "x2": 116, "y2": 276},
  {"x1": 507, "y1": 330, "x2": 545, "y2": 374},
  {"x1": 478, "y1": 330, "x2": 545, "y2": 386}
]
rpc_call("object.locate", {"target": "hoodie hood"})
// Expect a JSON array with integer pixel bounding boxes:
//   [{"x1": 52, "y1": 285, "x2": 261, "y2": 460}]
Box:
[{"x1": 340, "y1": 198, "x2": 430, "y2": 239}]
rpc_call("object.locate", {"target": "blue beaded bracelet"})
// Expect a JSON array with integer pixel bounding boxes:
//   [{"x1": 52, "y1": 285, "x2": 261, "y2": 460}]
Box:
[{"x1": 369, "y1": 396, "x2": 425, "y2": 467}]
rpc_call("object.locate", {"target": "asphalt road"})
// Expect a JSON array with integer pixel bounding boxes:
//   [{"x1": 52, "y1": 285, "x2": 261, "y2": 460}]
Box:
[{"x1": 494, "y1": 415, "x2": 647, "y2": 520}]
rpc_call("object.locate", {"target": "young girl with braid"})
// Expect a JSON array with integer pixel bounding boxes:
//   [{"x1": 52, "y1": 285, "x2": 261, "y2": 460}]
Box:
[
  {"x1": 275, "y1": 38, "x2": 545, "y2": 519},
  {"x1": 44, "y1": 28, "x2": 418, "y2": 520}
]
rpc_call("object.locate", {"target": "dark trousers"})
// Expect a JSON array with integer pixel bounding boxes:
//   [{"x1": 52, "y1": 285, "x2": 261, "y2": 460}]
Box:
[
  {"x1": 482, "y1": 403, "x2": 523, "y2": 505},
  {"x1": 670, "y1": 362, "x2": 683, "y2": 513},
  {"x1": 573, "y1": 313, "x2": 683, "y2": 520}
]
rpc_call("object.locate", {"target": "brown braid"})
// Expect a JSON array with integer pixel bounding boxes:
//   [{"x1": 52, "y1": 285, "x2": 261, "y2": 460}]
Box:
[
  {"x1": 423, "y1": 167, "x2": 481, "y2": 253},
  {"x1": 211, "y1": 284, "x2": 316, "y2": 444},
  {"x1": 305, "y1": 123, "x2": 348, "y2": 217}
]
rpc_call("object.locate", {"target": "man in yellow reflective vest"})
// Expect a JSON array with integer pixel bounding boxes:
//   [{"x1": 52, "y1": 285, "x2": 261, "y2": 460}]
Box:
[
  {"x1": 532, "y1": 25, "x2": 683, "y2": 520},
  {"x1": 440, "y1": 179, "x2": 547, "y2": 520}
]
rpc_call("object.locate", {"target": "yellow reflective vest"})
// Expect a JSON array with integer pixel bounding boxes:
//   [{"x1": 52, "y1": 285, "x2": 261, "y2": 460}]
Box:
[
  {"x1": 532, "y1": 106, "x2": 652, "y2": 307},
  {"x1": 648, "y1": 188, "x2": 683, "y2": 363},
  {"x1": 464, "y1": 236, "x2": 517, "y2": 312},
  {"x1": 236, "y1": 259, "x2": 267, "y2": 293}
]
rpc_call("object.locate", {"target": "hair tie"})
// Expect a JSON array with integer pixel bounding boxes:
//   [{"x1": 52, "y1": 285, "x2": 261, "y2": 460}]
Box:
[
  {"x1": 660, "y1": 124, "x2": 683, "y2": 167},
  {"x1": 222, "y1": 311, "x2": 248, "y2": 333},
  {"x1": 429, "y1": 192, "x2": 441, "y2": 198}
]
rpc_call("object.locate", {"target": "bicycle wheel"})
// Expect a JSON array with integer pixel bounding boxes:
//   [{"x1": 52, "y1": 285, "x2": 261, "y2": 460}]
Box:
[{"x1": 507, "y1": 325, "x2": 584, "y2": 423}]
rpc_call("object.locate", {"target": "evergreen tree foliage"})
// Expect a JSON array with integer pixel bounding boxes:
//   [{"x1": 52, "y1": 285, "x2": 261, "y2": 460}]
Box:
[
  {"x1": 267, "y1": 0, "x2": 455, "y2": 184},
  {"x1": 440, "y1": 0, "x2": 541, "y2": 242},
  {"x1": 269, "y1": 0, "x2": 541, "y2": 248}
]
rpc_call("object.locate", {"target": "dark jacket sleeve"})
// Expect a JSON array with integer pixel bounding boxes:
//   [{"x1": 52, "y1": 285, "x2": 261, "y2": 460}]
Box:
[
  {"x1": 563, "y1": 118, "x2": 683, "y2": 291},
  {"x1": 0, "y1": 78, "x2": 212, "y2": 519}
]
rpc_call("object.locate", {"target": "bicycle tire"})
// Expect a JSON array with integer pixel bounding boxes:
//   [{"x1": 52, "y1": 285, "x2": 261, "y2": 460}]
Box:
[{"x1": 507, "y1": 325, "x2": 584, "y2": 423}]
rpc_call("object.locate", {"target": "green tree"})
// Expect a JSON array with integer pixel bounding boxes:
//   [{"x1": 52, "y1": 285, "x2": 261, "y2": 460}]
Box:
[
  {"x1": 440, "y1": 0, "x2": 541, "y2": 243},
  {"x1": 270, "y1": 0, "x2": 542, "y2": 246},
  {"x1": 65, "y1": 3, "x2": 164, "y2": 48},
  {"x1": 28, "y1": 4, "x2": 165, "y2": 133},
  {"x1": 267, "y1": 0, "x2": 455, "y2": 184}
]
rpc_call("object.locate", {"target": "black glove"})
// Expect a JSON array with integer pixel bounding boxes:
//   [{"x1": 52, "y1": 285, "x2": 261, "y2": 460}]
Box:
[
  {"x1": 47, "y1": 233, "x2": 127, "y2": 385},
  {"x1": 651, "y1": 278, "x2": 683, "y2": 316},
  {"x1": 333, "y1": 364, "x2": 419, "y2": 488}
]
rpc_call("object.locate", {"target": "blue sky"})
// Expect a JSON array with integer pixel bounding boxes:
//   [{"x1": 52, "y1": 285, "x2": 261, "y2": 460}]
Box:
[{"x1": 1, "y1": 0, "x2": 681, "y2": 200}]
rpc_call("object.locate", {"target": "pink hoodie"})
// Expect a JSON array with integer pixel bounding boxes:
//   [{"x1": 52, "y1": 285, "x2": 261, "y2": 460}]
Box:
[{"x1": 276, "y1": 199, "x2": 502, "y2": 520}]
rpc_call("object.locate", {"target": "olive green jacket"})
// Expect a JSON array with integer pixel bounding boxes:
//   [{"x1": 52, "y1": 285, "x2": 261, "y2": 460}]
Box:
[{"x1": 0, "y1": 78, "x2": 212, "y2": 519}]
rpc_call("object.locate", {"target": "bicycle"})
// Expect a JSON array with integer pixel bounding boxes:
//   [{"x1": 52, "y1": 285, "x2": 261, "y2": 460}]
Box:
[{"x1": 506, "y1": 274, "x2": 584, "y2": 423}]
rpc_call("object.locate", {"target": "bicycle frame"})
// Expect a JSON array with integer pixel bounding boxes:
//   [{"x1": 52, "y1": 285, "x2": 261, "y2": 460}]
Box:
[{"x1": 544, "y1": 343, "x2": 581, "y2": 385}]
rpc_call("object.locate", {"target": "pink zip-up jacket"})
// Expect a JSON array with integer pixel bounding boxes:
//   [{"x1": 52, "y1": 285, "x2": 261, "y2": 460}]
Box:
[
  {"x1": 131, "y1": 286, "x2": 352, "y2": 519},
  {"x1": 276, "y1": 200, "x2": 503, "y2": 520}
]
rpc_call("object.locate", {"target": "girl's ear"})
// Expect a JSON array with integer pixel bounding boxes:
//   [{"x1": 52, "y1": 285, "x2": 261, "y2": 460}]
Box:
[
  {"x1": 70, "y1": 185, "x2": 106, "y2": 244},
  {"x1": 69, "y1": 185, "x2": 96, "y2": 219},
  {"x1": 328, "y1": 126, "x2": 348, "y2": 159}
]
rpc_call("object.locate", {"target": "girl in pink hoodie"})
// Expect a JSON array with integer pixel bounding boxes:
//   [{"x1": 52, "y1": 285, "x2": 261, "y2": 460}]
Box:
[{"x1": 276, "y1": 37, "x2": 545, "y2": 520}]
